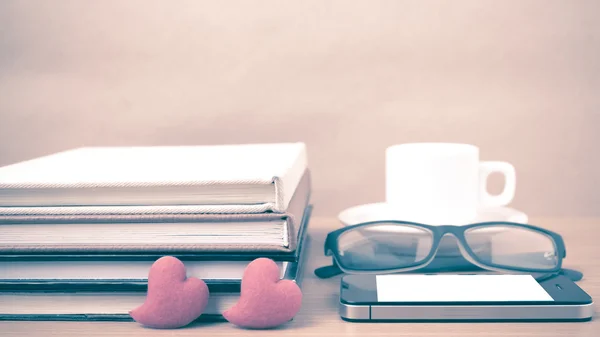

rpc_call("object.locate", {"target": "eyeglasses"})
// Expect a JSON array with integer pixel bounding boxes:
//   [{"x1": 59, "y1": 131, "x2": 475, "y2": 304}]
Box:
[{"x1": 316, "y1": 221, "x2": 566, "y2": 278}]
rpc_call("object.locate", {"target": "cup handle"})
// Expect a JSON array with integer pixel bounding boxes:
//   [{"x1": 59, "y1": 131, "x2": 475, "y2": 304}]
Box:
[{"x1": 478, "y1": 161, "x2": 516, "y2": 208}]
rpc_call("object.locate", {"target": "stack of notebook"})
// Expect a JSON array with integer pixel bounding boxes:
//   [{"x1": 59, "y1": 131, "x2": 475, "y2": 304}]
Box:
[{"x1": 0, "y1": 142, "x2": 312, "y2": 321}]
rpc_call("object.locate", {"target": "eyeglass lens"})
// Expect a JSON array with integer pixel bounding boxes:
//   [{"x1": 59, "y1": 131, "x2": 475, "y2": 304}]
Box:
[
  {"x1": 336, "y1": 223, "x2": 434, "y2": 271},
  {"x1": 464, "y1": 225, "x2": 559, "y2": 271}
]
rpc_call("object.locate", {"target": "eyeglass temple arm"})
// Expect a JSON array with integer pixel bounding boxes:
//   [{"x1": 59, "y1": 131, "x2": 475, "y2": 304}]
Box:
[
  {"x1": 314, "y1": 260, "x2": 344, "y2": 279},
  {"x1": 534, "y1": 268, "x2": 583, "y2": 283}
]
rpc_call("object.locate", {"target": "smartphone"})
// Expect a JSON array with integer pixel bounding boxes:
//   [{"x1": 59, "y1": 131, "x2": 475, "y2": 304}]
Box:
[{"x1": 339, "y1": 274, "x2": 594, "y2": 322}]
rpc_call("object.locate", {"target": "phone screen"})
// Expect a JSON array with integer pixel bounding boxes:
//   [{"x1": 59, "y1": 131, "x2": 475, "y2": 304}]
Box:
[{"x1": 376, "y1": 274, "x2": 554, "y2": 302}]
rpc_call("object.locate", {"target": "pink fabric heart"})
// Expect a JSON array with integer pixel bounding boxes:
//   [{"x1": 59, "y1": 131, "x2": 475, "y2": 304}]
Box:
[
  {"x1": 223, "y1": 258, "x2": 303, "y2": 329},
  {"x1": 129, "y1": 256, "x2": 209, "y2": 329}
]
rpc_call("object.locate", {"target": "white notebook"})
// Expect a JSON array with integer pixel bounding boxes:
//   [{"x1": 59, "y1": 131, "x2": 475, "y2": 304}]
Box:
[
  {"x1": 0, "y1": 220, "x2": 289, "y2": 249},
  {"x1": 0, "y1": 143, "x2": 307, "y2": 212},
  {"x1": 0, "y1": 292, "x2": 245, "y2": 318},
  {"x1": 0, "y1": 237, "x2": 309, "y2": 321},
  {"x1": 0, "y1": 264, "x2": 305, "y2": 319},
  {"x1": 0, "y1": 259, "x2": 288, "y2": 282},
  {"x1": 0, "y1": 262, "x2": 305, "y2": 320}
]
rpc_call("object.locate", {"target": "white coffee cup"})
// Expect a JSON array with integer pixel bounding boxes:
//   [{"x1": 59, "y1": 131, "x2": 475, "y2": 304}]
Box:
[{"x1": 385, "y1": 143, "x2": 516, "y2": 225}]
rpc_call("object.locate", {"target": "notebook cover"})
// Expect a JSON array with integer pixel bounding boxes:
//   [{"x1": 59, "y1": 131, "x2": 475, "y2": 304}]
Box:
[
  {"x1": 0, "y1": 172, "x2": 311, "y2": 255},
  {"x1": 0, "y1": 236, "x2": 310, "y2": 321},
  {"x1": 0, "y1": 204, "x2": 312, "y2": 262},
  {"x1": 0, "y1": 143, "x2": 308, "y2": 213},
  {"x1": 0, "y1": 225, "x2": 310, "y2": 287},
  {"x1": 0, "y1": 169, "x2": 310, "y2": 222}
]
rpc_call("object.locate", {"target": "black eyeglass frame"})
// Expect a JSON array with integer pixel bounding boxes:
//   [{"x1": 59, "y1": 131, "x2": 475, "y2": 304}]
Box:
[{"x1": 324, "y1": 221, "x2": 566, "y2": 275}]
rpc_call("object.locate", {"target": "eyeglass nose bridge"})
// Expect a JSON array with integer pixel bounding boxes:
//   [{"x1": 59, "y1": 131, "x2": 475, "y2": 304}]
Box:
[
  {"x1": 429, "y1": 225, "x2": 481, "y2": 252},
  {"x1": 425, "y1": 230, "x2": 484, "y2": 267},
  {"x1": 434, "y1": 225, "x2": 469, "y2": 235},
  {"x1": 428, "y1": 227, "x2": 468, "y2": 249},
  {"x1": 429, "y1": 231, "x2": 458, "y2": 249}
]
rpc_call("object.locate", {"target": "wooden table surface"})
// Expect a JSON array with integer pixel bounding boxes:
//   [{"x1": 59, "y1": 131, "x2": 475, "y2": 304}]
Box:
[{"x1": 1, "y1": 217, "x2": 599, "y2": 336}]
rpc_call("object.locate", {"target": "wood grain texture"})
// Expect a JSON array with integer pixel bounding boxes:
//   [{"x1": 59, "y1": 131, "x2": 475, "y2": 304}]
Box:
[{"x1": 1, "y1": 217, "x2": 599, "y2": 336}]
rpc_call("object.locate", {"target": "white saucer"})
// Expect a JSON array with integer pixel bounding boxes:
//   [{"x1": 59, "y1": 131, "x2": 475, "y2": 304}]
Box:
[{"x1": 338, "y1": 202, "x2": 528, "y2": 227}]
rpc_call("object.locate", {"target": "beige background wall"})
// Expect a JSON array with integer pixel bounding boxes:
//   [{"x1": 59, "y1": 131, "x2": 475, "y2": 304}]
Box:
[{"x1": 0, "y1": 0, "x2": 599, "y2": 218}]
